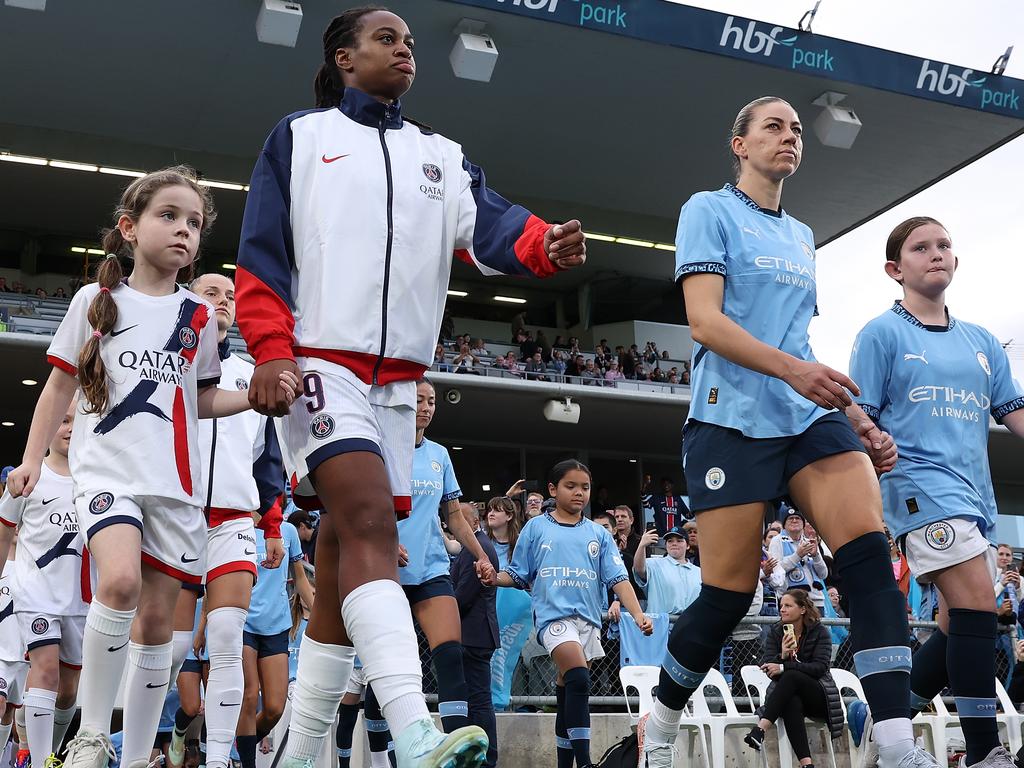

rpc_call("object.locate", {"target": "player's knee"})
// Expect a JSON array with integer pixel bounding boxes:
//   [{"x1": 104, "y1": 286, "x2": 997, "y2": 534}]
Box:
[
  {"x1": 241, "y1": 685, "x2": 260, "y2": 713},
  {"x1": 99, "y1": 568, "x2": 142, "y2": 607},
  {"x1": 562, "y1": 666, "x2": 590, "y2": 697},
  {"x1": 262, "y1": 697, "x2": 286, "y2": 725},
  {"x1": 337, "y1": 494, "x2": 397, "y2": 549}
]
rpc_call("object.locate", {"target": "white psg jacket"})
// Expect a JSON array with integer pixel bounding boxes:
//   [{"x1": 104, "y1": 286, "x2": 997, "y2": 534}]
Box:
[{"x1": 235, "y1": 87, "x2": 559, "y2": 384}]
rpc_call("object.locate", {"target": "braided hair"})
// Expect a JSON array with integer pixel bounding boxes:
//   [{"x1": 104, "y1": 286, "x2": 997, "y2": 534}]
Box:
[{"x1": 313, "y1": 6, "x2": 387, "y2": 108}]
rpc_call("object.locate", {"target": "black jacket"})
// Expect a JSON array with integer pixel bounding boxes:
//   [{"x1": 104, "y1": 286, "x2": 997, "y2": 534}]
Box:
[
  {"x1": 451, "y1": 530, "x2": 500, "y2": 650},
  {"x1": 760, "y1": 621, "x2": 843, "y2": 740}
]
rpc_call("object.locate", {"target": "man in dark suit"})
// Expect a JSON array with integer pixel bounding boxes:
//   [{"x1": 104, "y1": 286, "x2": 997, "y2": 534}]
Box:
[{"x1": 451, "y1": 502, "x2": 500, "y2": 768}]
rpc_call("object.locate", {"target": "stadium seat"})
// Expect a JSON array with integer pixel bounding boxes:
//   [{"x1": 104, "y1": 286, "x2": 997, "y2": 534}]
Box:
[
  {"x1": 691, "y1": 668, "x2": 759, "y2": 768},
  {"x1": 619, "y1": 665, "x2": 660, "y2": 724},
  {"x1": 994, "y1": 679, "x2": 1023, "y2": 754}
]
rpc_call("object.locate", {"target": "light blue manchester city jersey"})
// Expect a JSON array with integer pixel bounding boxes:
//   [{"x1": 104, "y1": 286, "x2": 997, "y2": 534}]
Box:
[
  {"x1": 504, "y1": 513, "x2": 628, "y2": 638},
  {"x1": 675, "y1": 184, "x2": 829, "y2": 437},
  {"x1": 246, "y1": 522, "x2": 303, "y2": 636},
  {"x1": 399, "y1": 438, "x2": 461, "y2": 586},
  {"x1": 850, "y1": 303, "x2": 1024, "y2": 538}
]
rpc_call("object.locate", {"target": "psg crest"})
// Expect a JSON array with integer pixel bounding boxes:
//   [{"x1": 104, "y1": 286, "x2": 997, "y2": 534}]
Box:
[
  {"x1": 310, "y1": 414, "x2": 335, "y2": 440},
  {"x1": 422, "y1": 163, "x2": 442, "y2": 183}
]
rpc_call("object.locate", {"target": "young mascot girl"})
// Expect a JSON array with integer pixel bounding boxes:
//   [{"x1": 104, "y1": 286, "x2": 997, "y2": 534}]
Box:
[
  {"x1": 485, "y1": 460, "x2": 651, "y2": 768},
  {"x1": 848, "y1": 217, "x2": 1024, "y2": 768},
  {"x1": 6, "y1": 167, "x2": 296, "y2": 768}
]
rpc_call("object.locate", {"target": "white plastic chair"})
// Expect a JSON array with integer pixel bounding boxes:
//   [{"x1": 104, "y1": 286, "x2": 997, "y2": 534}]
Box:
[
  {"x1": 620, "y1": 665, "x2": 661, "y2": 724},
  {"x1": 831, "y1": 668, "x2": 869, "y2": 767},
  {"x1": 994, "y1": 679, "x2": 1022, "y2": 754},
  {"x1": 691, "y1": 668, "x2": 760, "y2": 768}
]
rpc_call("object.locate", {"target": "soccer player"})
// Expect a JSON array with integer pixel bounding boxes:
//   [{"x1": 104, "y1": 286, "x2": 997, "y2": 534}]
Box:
[
  {"x1": 235, "y1": 8, "x2": 586, "y2": 768},
  {"x1": 0, "y1": 551, "x2": 28, "y2": 762},
  {"x1": 485, "y1": 460, "x2": 651, "y2": 768},
  {"x1": 848, "y1": 217, "x2": 1024, "y2": 768},
  {"x1": 0, "y1": 401, "x2": 87, "y2": 767},
  {"x1": 636, "y1": 97, "x2": 932, "y2": 768}
]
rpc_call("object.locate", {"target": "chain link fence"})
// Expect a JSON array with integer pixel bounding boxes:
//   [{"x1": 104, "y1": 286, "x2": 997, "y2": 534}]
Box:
[{"x1": 414, "y1": 615, "x2": 1018, "y2": 709}]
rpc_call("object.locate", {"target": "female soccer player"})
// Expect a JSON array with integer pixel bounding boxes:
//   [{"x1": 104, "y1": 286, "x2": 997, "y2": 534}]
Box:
[
  {"x1": 636, "y1": 97, "x2": 932, "y2": 768},
  {"x1": 485, "y1": 460, "x2": 651, "y2": 768},
  {"x1": 0, "y1": 401, "x2": 86, "y2": 767},
  {"x1": 235, "y1": 7, "x2": 586, "y2": 768},
  {"x1": 848, "y1": 217, "x2": 1024, "y2": 768},
  {"x1": 6, "y1": 166, "x2": 297, "y2": 768}
]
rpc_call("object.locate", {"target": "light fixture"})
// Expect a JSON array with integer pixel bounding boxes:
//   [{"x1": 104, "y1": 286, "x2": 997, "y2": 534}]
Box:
[
  {"x1": 4, "y1": 0, "x2": 46, "y2": 10},
  {"x1": 654, "y1": 243, "x2": 676, "y2": 252},
  {"x1": 0, "y1": 153, "x2": 46, "y2": 166},
  {"x1": 494, "y1": 296, "x2": 526, "y2": 304},
  {"x1": 481, "y1": 484, "x2": 491, "y2": 492},
  {"x1": 451, "y1": 446, "x2": 463, "y2": 451},
  {"x1": 221, "y1": 264, "x2": 238, "y2": 271},
  {"x1": 99, "y1": 167, "x2": 146, "y2": 178},
  {"x1": 543, "y1": 397, "x2": 580, "y2": 424},
  {"x1": 812, "y1": 91, "x2": 862, "y2": 149},
  {"x1": 615, "y1": 237, "x2": 655, "y2": 248},
  {"x1": 70, "y1": 247, "x2": 87, "y2": 254},
  {"x1": 628, "y1": 459, "x2": 637, "y2": 463},
  {"x1": 587, "y1": 233, "x2": 616, "y2": 243},
  {"x1": 0, "y1": 422, "x2": 13, "y2": 428},
  {"x1": 21, "y1": 380, "x2": 37, "y2": 386},
  {"x1": 450, "y1": 19, "x2": 498, "y2": 83},
  {"x1": 447, "y1": 290, "x2": 468, "y2": 298},
  {"x1": 49, "y1": 160, "x2": 99, "y2": 172},
  {"x1": 87, "y1": 249, "x2": 104, "y2": 256},
  {"x1": 588, "y1": 231, "x2": 675, "y2": 251},
  {"x1": 198, "y1": 180, "x2": 246, "y2": 191},
  {"x1": 256, "y1": 0, "x2": 303, "y2": 47}
]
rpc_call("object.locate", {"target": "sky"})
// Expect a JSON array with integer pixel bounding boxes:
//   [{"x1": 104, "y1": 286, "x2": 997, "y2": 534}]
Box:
[{"x1": 672, "y1": 0, "x2": 1024, "y2": 379}]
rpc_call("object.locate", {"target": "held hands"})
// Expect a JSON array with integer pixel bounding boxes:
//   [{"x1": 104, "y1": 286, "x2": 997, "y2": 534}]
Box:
[
  {"x1": 545, "y1": 221, "x2": 587, "y2": 269},
  {"x1": 262, "y1": 537, "x2": 285, "y2": 569},
  {"x1": 250, "y1": 359, "x2": 302, "y2": 417},
  {"x1": 475, "y1": 557, "x2": 496, "y2": 585},
  {"x1": 5, "y1": 462, "x2": 41, "y2": 498},
  {"x1": 782, "y1": 359, "x2": 858, "y2": 411},
  {"x1": 852, "y1": 420, "x2": 898, "y2": 474}
]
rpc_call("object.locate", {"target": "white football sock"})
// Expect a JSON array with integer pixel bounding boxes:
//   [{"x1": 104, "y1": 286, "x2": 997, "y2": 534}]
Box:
[
  {"x1": 284, "y1": 637, "x2": 355, "y2": 762},
  {"x1": 204, "y1": 607, "x2": 246, "y2": 768},
  {"x1": 171, "y1": 630, "x2": 193, "y2": 684},
  {"x1": 120, "y1": 640, "x2": 172, "y2": 766},
  {"x1": 874, "y1": 717, "x2": 915, "y2": 765},
  {"x1": 78, "y1": 600, "x2": 136, "y2": 734},
  {"x1": 15, "y1": 706, "x2": 26, "y2": 745},
  {"x1": 0, "y1": 721, "x2": 11, "y2": 754},
  {"x1": 23, "y1": 688, "x2": 56, "y2": 763},
  {"x1": 52, "y1": 704, "x2": 76, "y2": 754},
  {"x1": 647, "y1": 699, "x2": 683, "y2": 744},
  {"x1": 342, "y1": 581, "x2": 429, "y2": 739}
]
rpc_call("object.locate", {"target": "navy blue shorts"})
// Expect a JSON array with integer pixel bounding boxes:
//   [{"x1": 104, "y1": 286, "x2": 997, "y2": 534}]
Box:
[
  {"x1": 180, "y1": 657, "x2": 204, "y2": 675},
  {"x1": 683, "y1": 412, "x2": 865, "y2": 513},
  {"x1": 403, "y1": 574, "x2": 454, "y2": 606},
  {"x1": 242, "y1": 628, "x2": 290, "y2": 658}
]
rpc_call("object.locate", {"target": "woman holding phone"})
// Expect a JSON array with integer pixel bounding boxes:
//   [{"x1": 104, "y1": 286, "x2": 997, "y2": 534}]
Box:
[{"x1": 744, "y1": 590, "x2": 842, "y2": 766}]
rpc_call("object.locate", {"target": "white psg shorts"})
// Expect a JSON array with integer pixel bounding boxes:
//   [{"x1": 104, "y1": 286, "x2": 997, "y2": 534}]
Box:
[
  {"x1": 277, "y1": 358, "x2": 415, "y2": 518},
  {"x1": 0, "y1": 660, "x2": 27, "y2": 706},
  {"x1": 902, "y1": 517, "x2": 995, "y2": 582},
  {"x1": 539, "y1": 617, "x2": 605, "y2": 661},
  {"x1": 18, "y1": 613, "x2": 86, "y2": 667},
  {"x1": 346, "y1": 661, "x2": 367, "y2": 696},
  {"x1": 76, "y1": 492, "x2": 207, "y2": 584},
  {"x1": 206, "y1": 516, "x2": 259, "y2": 584}
]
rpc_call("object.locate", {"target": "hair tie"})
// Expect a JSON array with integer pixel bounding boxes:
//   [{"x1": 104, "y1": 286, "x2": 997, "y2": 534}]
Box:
[
  {"x1": 105, "y1": 253, "x2": 118, "y2": 260},
  {"x1": 99, "y1": 286, "x2": 110, "y2": 294},
  {"x1": 92, "y1": 330, "x2": 102, "y2": 339}
]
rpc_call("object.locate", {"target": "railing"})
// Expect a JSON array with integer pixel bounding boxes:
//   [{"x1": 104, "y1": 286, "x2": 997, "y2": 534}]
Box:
[{"x1": 430, "y1": 361, "x2": 691, "y2": 395}]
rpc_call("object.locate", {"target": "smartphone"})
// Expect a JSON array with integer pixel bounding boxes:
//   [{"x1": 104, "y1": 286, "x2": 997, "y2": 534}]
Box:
[
  {"x1": 645, "y1": 522, "x2": 657, "y2": 532},
  {"x1": 783, "y1": 623, "x2": 796, "y2": 643}
]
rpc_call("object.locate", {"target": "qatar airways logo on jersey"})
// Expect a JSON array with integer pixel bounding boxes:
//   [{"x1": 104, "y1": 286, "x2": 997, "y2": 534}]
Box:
[
  {"x1": 754, "y1": 256, "x2": 814, "y2": 291},
  {"x1": 48, "y1": 510, "x2": 79, "y2": 533},
  {"x1": 117, "y1": 349, "x2": 191, "y2": 386},
  {"x1": 909, "y1": 385, "x2": 990, "y2": 422}
]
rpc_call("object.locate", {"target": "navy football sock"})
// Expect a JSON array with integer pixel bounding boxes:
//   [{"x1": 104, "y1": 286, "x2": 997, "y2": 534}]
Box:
[
  {"x1": 555, "y1": 683, "x2": 573, "y2": 768},
  {"x1": 947, "y1": 608, "x2": 999, "y2": 766},
  {"x1": 563, "y1": 667, "x2": 591, "y2": 768},
  {"x1": 909, "y1": 629, "x2": 949, "y2": 714},
  {"x1": 336, "y1": 702, "x2": 361, "y2": 768},
  {"x1": 432, "y1": 641, "x2": 470, "y2": 733}
]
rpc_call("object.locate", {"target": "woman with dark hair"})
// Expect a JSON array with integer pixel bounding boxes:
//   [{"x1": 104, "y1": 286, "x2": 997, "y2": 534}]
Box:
[
  {"x1": 235, "y1": 7, "x2": 587, "y2": 766},
  {"x1": 637, "y1": 96, "x2": 933, "y2": 768},
  {"x1": 744, "y1": 590, "x2": 842, "y2": 766}
]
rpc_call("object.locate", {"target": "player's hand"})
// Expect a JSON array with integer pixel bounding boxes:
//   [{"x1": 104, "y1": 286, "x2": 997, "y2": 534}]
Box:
[
  {"x1": 782, "y1": 359, "x2": 858, "y2": 411},
  {"x1": 263, "y1": 537, "x2": 284, "y2": 569},
  {"x1": 475, "y1": 558, "x2": 496, "y2": 584},
  {"x1": 639, "y1": 529, "x2": 659, "y2": 548},
  {"x1": 608, "y1": 601, "x2": 621, "y2": 623},
  {"x1": 398, "y1": 544, "x2": 409, "y2": 568},
  {"x1": 250, "y1": 359, "x2": 302, "y2": 417},
  {"x1": 5, "y1": 462, "x2": 40, "y2": 498},
  {"x1": 545, "y1": 220, "x2": 586, "y2": 269},
  {"x1": 852, "y1": 420, "x2": 899, "y2": 474},
  {"x1": 193, "y1": 633, "x2": 206, "y2": 660},
  {"x1": 633, "y1": 613, "x2": 654, "y2": 636}
]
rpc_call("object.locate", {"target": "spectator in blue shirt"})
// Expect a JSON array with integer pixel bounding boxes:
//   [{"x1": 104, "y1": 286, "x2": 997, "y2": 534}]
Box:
[{"x1": 632, "y1": 527, "x2": 702, "y2": 615}]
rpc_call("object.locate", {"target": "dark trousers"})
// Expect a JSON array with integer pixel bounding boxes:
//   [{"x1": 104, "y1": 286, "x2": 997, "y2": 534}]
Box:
[
  {"x1": 760, "y1": 670, "x2": 828, "y2": 760},
  {"x1": 463, "y1": 645, "x2": 497, "y2": 767}
]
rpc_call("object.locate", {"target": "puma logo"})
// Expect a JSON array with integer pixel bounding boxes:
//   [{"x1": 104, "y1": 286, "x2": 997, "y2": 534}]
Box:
[{"x1": 903, "y1": 351, "x2": 928, "y2": 365}]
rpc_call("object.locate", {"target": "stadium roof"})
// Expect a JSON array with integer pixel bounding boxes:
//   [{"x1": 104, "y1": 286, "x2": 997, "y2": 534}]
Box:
[{"x1": 1, "y1": 0, "x2": 1022, "y2": 321}]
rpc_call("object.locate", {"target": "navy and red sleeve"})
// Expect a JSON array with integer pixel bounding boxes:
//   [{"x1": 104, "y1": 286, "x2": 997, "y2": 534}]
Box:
[
  {"x1": 236, "y1": 116, "x2": 299, "y2": 366},
  {"x1": 256, "y1": 494, "x2": 284, "y2": 540},
  {"x1": 454, "y1": 156, "x2": 558, "y2": 280},
  {"x1": 252, "y1": 416, "x2": 284, "y2": 518}
]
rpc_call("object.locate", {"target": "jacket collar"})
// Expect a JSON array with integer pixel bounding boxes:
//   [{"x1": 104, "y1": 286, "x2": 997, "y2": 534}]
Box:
[
  {"x1": 218, "y1": 337, "x2": 232, "y2": 361},
  {"x1": 340, "y1": 87, "x2": 403, "y2": 130}
]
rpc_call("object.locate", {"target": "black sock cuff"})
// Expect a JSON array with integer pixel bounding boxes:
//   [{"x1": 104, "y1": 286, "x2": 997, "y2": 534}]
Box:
[
  {"x1": 339, "y1": 702, "x2": 361, "y2": 713},
  {"x1": 948, "y1": 608, "x2": 997, "y2": 638},
  {"x1": 700, "y1": 583, "x2": 757, "y2": 611},
  {"x1": 174, "y1": 707, "x2": 194, "y2": 732},
  {"x1": 563, "y1": 667, "x2": 590, "y2": 690},
  {"x1": 834, "y1": 531, "x2": 888, "y2": 569},
  {"x1": 432, "y1": 640, "x2": 462, "y2": 658}
]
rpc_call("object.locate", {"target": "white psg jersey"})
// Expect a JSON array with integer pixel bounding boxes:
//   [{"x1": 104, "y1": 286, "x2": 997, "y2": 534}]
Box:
[
  {"x1": 47, "y1": 282, "x2": 221, "y2": 504},
  {"x1": 198, "y1": 353, "x2": 273, "y2": 515},
  {"x1": 0, "y1": 463, "x2": 89, "y2": 616},
  {"x1": 0, "y1": 573, "x2": 25, "y2": 664}
]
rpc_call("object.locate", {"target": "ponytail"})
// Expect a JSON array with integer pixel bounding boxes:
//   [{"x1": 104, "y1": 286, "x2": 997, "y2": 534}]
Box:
[
  {"x1": 314, "y1": 6, "x2": 387, "y2": 107},
  {"x1": 77, "y1": 251, "x2": 123, "y2": 414}
]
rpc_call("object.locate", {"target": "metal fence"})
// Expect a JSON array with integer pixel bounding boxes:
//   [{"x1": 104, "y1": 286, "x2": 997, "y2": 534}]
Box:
[{"x1": 413, "y1": 615, "x2": 1018, "y2": 709}]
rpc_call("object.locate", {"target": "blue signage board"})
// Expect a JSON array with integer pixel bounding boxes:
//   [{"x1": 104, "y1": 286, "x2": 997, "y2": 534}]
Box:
[{"x1": 444, "y1": 0, "x2": 1024, "y2": 119}]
